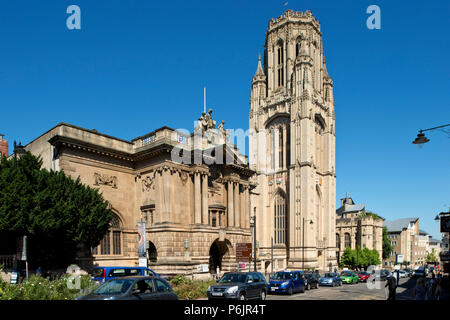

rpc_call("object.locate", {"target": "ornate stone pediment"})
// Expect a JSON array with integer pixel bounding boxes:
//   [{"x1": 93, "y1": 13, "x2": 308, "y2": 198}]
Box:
[{"x1": 94, "y1": 172, "x2": 117, "y2": 189}]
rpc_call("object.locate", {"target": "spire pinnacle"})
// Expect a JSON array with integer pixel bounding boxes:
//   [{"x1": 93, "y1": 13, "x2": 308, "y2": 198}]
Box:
[{"x1": 253, "y1": 53, "x2": 266, "y2": 82}]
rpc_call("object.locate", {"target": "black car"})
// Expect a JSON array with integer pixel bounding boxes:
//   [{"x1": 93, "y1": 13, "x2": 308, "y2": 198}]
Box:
[
  {"x1": 207, "y1": 272, "x2": 268, "y2": 300},
  {"x1": 76, "y1": 276, "x2": 178, "y2": 300},
  {"x1": 303, "y1": 272, "x2": 320, "y2": 290}
]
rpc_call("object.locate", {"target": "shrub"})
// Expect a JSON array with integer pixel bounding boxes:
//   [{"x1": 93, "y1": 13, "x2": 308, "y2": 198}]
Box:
[
  {"x1": 0, "y1": 274, "x2": 99, "y2": 300},
  {"x1": 169, "y1": 276, "x2": 215, "y2": 300}
]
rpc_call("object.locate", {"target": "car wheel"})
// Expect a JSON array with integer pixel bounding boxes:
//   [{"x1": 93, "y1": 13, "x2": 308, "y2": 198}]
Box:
[
  {"x1": 332, "y1": 281, "x2": 336, "y2": 287},
  {"x1": 316, "y1": 283, "x2": 319, "y2": 289},
  {"x1": 260, "y1": 290, "x2": 266, "y2": 300},
  {"x1": 239, "y1": 293, "x2": 246, "y2": 301},
  {"x1": 288, "y1": 286, "x2": 293, "y2": 295},
  {"x1": 307, "y1": 283, "x2": 310, "y2": 290}
]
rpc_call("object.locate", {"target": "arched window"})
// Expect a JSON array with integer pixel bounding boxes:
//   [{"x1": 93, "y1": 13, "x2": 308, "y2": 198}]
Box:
[
  {"x1": 92, "y1": 213, "x2": 122, "y2": 256},
  {"x1": 274, "y1": 192, "x2": 287, "y2": 245},
  {"x1": 277, "y1": 40, "x2": 284, "y2": 87},
  {"x1": 344, "y1": 233, "x2": 351, "y2": 248},
  {"x1": 336, "y1": 234, "x2": 340, "y2": 249},
  {"x1": 278, "y1": 127, "x2": 283, "y2": 169}
]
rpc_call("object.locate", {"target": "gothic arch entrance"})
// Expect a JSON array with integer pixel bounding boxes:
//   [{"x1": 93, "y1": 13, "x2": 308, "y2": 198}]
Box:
[
  {"x1": 209, "y1": 239, "x2": 231, "y2": 276},
  {"x1": 148, "y1": 241, "x2": 157, "y2": 263}
]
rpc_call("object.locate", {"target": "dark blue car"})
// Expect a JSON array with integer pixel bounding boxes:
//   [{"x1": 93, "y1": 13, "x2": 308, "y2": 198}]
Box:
[
  {"x1": 92, "y1": 266, "x2": 159, "y2": 284},
  {"x1": 268, "y1": 271, "x2": 305, "y2": 295}
]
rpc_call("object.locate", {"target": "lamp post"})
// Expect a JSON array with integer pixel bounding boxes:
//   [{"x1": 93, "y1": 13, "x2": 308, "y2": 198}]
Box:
[
  {"x1": 412, "y1": 123, "x2": 450, "y2": 146},
  {"x1": 253, "y1": 207, "x2": 257, "y2": 272},
  {"x1": 302, "y1": 218, "x2": 313, "y2": 270},
  {"x1": 13, "y1": 141, "x2": 27, "y2": 280}
]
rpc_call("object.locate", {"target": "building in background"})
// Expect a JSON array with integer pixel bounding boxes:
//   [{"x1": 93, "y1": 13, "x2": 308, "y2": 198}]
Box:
[
  {"x1": 335, "y1": 194, "x2": 384, "y2": 265},
  {"x1": 249, "y1": 9, "x2": 337, "y2": 272},
  {"x1": 24, "y1": 112, "x2": 254, "y2": 279},
  {"x1": 0, "y1": 134, "x2": 8, "y2": 157},
  {"x1": 384, "y1": 218, "x2": 419, "y2": 267}
]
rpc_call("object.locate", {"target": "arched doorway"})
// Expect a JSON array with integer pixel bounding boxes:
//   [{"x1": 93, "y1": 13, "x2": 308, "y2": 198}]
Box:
[
  {"x1": 148, "y1": 241, "x2": 157, "y2": 263},
  {"x1": 209, "y1": 239, "x2": 230, "y2": 276}
]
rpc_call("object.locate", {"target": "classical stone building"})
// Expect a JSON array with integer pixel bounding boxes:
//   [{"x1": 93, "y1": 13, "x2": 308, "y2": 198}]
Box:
[
  {"x1": 0, "y1": 134, "x2": 8, "y2": 157},
  {"x1": 24, "y1": 114, "x2": 254, "y2": 279},
  {"x1": 335, "y1": 194, "x2": 384, "y2": 265},
  {"x1": 249, "y1": 10, "x2": 337, "y2": 272}
]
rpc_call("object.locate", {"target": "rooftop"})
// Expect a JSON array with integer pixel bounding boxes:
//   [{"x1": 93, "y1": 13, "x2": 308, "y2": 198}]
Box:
[{"x1": 383, "y1": 218, "x2": 419, "y2": 232}]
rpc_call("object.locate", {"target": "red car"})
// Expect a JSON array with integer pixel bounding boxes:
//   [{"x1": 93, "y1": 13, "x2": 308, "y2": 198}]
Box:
[{"x1": 358, "y1": 272, "x2": 371, "y2": 282}]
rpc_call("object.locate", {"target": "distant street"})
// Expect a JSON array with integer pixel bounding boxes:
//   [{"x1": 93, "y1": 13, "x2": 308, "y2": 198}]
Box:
[{"x1": 266, "y1": 277, "x2": 415, "y2": 300}]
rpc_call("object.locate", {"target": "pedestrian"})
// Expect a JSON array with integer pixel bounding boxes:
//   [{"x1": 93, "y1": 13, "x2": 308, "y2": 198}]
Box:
[
  {"x1": 385, "y1": 274, "x2": 397, "y2": 300},
  {"x1": 413, "y1": 277, "x2": 427, "y2": 300},
  {"x1": 435, "y1": 276, "x2": 450, "y2": 300},
  {"x1": 216, "y1": 266, "x2": 221, "y2": 280},
  {"x1": 426, "y1": 273, "x2": 437, "y2": 300},
  {"x1": 36, "y1": 266, "x2": 42, "y2": 277},
  {"x1": 334, "y1": 267, "x2": 337, "y2": 274}
]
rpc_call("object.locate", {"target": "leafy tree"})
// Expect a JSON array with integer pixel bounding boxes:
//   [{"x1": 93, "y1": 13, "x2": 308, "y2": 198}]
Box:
[
  {"x1": 426, "y1": 249, "x2": 437, "y2": 263},
  {"x1": 0, "y1": 152, "x2": 113, "y2": 270},
  {"x1": 382, "y1": 226, "x2": 393, "y2": 260}
]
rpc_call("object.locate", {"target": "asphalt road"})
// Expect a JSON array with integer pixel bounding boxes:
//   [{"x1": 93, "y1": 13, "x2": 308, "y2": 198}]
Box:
[{"x1": 266, "y1": 277, "x2": 413, "y2": 300}]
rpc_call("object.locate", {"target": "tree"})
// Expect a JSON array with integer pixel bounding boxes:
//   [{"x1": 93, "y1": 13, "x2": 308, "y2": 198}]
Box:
[
  {"x1": 426, "y1": 249, "x2": 437, "y2": 264},
  {"x1": 0, "y1": 152, "x2": 113, "y2": 270},
  {"x1": 382, "y1": 227, "x2": 393, "y2": 260}
]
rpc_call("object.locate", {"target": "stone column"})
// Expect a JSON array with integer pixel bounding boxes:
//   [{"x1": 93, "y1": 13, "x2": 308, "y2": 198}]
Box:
[
  {"x1": 240, "y1": 185, "x2": 245, "y2": 229},
  {"x1": 244, "y1": 186, "x2": 250, "y2": 229},
  {"x1": 162, "y1": 167, "x2": 172, "y2": 223},
  {"x1": 201, "y1": 173, "x2": 208, "y2": 225},
  {"x1": 227, "y1": 180, "x2": 234, "y2": 227},
  {"x1": 234, "y1": 182, "x2": 240, "y2": 228},
  {"x1": 194, "y1": 171, "x2": 201, "y2": 224}
]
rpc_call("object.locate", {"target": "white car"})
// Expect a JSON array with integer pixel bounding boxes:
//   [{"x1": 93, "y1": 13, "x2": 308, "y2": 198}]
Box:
[{"x1": 398, "y1": 270, "x2": 406, "y2": 278}]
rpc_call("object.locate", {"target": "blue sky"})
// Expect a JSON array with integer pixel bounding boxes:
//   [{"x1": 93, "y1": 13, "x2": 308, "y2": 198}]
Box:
[{"x1": 1, "y1": 0, "x2": 449, "y2": 239}]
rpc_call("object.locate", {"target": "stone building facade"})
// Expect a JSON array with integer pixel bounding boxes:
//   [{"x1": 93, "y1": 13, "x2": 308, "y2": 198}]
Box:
[
  {"x1": 24, "y1": 116, "x2": 254, "y2": 279},
  {"x1": 249, "y1": 10, "x2": 337, "y2": 272},
  {"x1": 384, "y1": 218, "x2": 419, "y2": 267},
  {"x1": 335, "y1": 194, "x2": 384, "y2": 265},
  {"x1": 0, "y1": 134, "x2": 8, "y2": 157}
]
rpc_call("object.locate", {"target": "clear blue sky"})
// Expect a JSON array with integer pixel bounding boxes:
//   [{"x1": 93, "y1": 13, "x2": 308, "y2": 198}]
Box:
[{"x1": 1, "y1": 0, "x2": 449, "y2": 239}]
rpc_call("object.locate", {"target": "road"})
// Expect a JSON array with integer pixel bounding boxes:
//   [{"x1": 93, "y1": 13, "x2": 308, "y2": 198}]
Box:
[{"x1": 266, "y1": 277, "x2": 415, "y2": 300}]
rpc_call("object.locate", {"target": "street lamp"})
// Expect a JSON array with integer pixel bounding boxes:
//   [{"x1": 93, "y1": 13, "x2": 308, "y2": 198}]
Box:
[
  {"x1": 412, "y1": 123, "x2": 450, "y2": 147},
  {"x1": 302, "y1": 218, "x2": 313, "y2": 270}
]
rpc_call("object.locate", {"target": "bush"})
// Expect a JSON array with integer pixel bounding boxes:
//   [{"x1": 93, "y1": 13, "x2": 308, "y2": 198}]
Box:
[
  {"x1": 169, "y1": 275, "x2": 215, "y2": 300},
  {"x1": 0, "y1": 274, "x2": 99, "y2": 300}
]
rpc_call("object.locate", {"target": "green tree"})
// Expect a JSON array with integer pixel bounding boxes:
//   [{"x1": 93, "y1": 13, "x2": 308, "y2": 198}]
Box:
[
  {"x1": 426, "y1": 249, "x2": 437, "y2": 263},
  {"x1": 382, "y1": 226, "x2": 393, "y2": 260},
  {"x1": 0, "y1": 152, "x2": 113, "y2": 270}
]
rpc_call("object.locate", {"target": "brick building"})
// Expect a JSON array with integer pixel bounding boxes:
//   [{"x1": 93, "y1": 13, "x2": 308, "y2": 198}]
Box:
[{"x1": 0, "y1": 134, "x2": 8, "y2": 157}]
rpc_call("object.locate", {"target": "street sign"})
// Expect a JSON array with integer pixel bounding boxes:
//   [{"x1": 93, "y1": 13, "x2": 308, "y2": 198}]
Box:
[
  {"x1": 396, "y1": 254, "x2": 404, "y2": 264},
  {"x1": 236, "y1": 243, "x2": 252, "y2": 262},
  {"x1": 196, "y1": 264, "x2": 209, "y2": 273}
]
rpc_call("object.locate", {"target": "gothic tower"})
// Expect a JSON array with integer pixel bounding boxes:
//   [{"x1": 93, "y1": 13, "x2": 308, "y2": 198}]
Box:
[{"x1": 249, "y1": 10, "x2": 337, "y2": 271}]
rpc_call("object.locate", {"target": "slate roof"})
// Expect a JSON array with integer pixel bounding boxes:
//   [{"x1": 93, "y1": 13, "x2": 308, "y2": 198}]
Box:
[{"x1": 383, "y1": 218, "x2": 419, "y2": 232}]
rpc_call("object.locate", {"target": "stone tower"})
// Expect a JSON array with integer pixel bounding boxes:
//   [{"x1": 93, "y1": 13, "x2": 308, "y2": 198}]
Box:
[{"x1": 249, "y1": 10, "x2": 337, "y2": 271}]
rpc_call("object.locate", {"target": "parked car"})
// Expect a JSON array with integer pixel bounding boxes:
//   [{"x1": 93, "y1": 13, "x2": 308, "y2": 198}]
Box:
[
  {"x1": 319, "y1": 272, "x2": 342, "y2": 287},
  {"x1": 76, "y1": 276, "x2": 178, "y2": 300},
  {"x1": 398, "y1": 270, "x2": 407, "y2": 278},
  {"x1": 379, "y1": 269, "x2": 391, "y2": 280},
  {"x1": 403, "y1": 268, "x2": 413, "y2": 277},
  {"x1": 413, "y1": 266, "x2": 426, "y2": 278},
  {"x1": 92, "y1": 266, "x2": 159, "y2": 284},
  {"x1": 268, "y1": 270, "x2": 305, "y2": 295},
  {"x1": 207, "y1": 272, "x2": 267, "y2": 300},
  {"x1": 340, "y1": 271, "x2": 358, "y2": 284},
  {"x1": 304, "y1": 272, "x2": 320, "y2": 290},
  {"x1": 357, "y1": 271, "x2": 371, "y2": 282}
]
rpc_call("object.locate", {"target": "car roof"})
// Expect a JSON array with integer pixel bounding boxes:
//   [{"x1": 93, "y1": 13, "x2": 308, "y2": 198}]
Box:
[{"x1": 106, "y1": 275, "x2": 158, "y2": 280}]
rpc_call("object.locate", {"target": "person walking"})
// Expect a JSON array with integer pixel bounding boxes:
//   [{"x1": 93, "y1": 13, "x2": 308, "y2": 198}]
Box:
[
  {"x1": 385, "y1": 274, "x2": 397, "y2": 300},
  {"x1": 426, "y1": 273, "x2": 437, "y2": 300},
  {"x1": 435, "y1": 276, "x2": 450, "y2": 300},
  {"x1": 413, "y1": 277, "x2": 427, "y2": 300}
]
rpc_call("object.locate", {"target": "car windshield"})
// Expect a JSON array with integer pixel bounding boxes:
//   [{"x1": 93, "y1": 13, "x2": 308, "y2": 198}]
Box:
[
  {"x1": 219, "y1": 273, "x2": 247, "y2": 283},
  {"x1": 359, "y1": 272, "x2": 369, "y2": 275},
  {"x1": 323, "y1": 273, "x2": 334, "y2": 278},
  {"x1": 271, "y1": 272, "x2": 292, "y2": 280},
  {"x1": 92, "y1": 279, "x2": 134, "y2": 295},
  {"x1": 341, "y1": 271, "x2": 352, "y2": 276}
]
